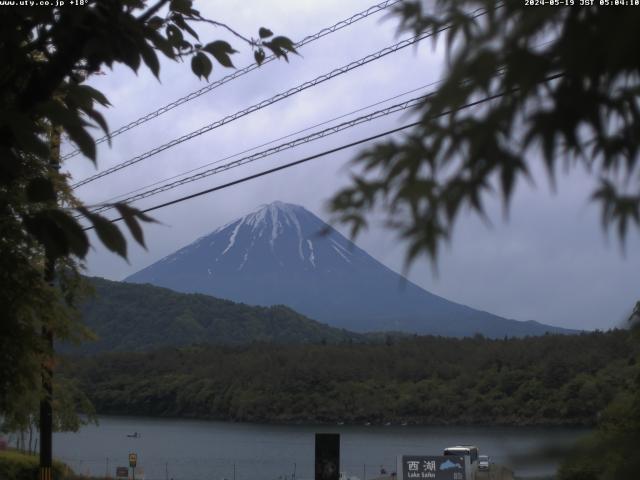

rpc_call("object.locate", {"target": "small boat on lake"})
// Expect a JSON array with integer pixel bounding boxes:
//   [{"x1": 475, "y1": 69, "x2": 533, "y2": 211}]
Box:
[{"x1": 126, "y1": 432, "x2": 141, "y2": 438}]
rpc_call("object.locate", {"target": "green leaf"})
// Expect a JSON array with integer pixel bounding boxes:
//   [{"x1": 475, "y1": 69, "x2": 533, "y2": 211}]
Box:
[
  {"x1": 170, "y1": 0, "x2": 193, "y2": 15},
  {"x1": 166, "y1": 25, "x2": 184, "y2": 48},
  {"x1": 191, "y1": 51, "x2": 212, "y2": 80},
  {"x1": 39, "y1": 99, "x2": 78, "y2": 129},
  {"x1": 64, "y1": 87, "x2": 92, "y2": 111},
  {"x1": 254, "y1": 48, "x2": 266, "y2": 66},
  {"x1": 203, "y1": 40, "x2": 236, "y2": 68},
  {"x1": 23, "y1": 212, "x2": 69, "y2": 259},
  {"x1": 264, "y1": 36, "x2": 298, "y2": 61},
  {"x1": 26, "y1": 177, "x2": 56, "y2": 203},
  {"x1": 0, "y1": 147, "x2": 23, "y2": 181},
  {"x1": 22, "y1": 209, "x2": 89, "y2": 259},
  {"x1": 65, "y1": 84, "x2": 111, "y2": 107},
  {"x1": 147, "y1": 15, "x2": 164, "y2": 30},
  {"x1": 114, "y1": 203, "x2": 156, "y2": 249},
  {"x1": 9, "y1": 114, "x2": 49, "y2": 158},
  {"x1": 172, "y1": 13, "x2": 199, "y2": 39},
  {"x1": 258, "y1": 27, "x2": 273, "y2": 39},
  {"x1": 140, "y1": 43, "x2": 160, "y2": 78},
  {"x1": 48, "y1": 210, "x2": 90, "y2": 258},
  {"x1": 83, "y1": 108, "x2": 111, "y2": 141},
  {"x1": 272, "y1": 36, "x2": 297, "y2": 53},
  {"x1": 148, "y1": 30, "x2": 175, "y2": 59},
  {"x1": 65, "y1": 122, "x2": 96, "y2": 161},
  {"x1": 79, "y1": 208, "x2": 127, "y2": 259},
  {"x1": 118, "y1": 38, "x2": 142, "y2": 72}
]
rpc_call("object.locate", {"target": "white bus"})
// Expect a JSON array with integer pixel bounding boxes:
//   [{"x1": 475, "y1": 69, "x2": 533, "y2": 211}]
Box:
[{"x1": 443, "y1": 446, "x2": 479, "y2": 480}]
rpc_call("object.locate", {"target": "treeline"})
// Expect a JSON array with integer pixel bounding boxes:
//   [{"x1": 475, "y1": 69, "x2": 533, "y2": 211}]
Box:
[
  {"x1": 65, "y1": 277, "x2": 363, "y2": 354},
  {"x1": 61, "y1": 330, "x2": 637, "y2": 426}
]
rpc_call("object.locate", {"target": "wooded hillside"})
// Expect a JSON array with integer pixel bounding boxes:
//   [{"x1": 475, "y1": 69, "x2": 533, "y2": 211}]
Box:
[
  {"x1": 65, "y1": 277, "x2": 363, "y2": 353},
  {"x1": 62, "y1": 329, "x2": 636, "y2": 426}
]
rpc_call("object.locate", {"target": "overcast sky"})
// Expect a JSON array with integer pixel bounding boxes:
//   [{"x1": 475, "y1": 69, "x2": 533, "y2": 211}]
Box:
[{"x1": 63, "y1": 0, "x2": 639, "y2": 331}]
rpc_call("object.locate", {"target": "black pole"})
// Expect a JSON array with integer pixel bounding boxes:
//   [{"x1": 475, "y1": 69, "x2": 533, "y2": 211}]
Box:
[
  {"x1": 39, "y1": 125, "x2": 61, "y2": 480},
  {"x1": 315, "y1": 433, "x2": 340, "y2": 480},
  {"x1": 38, "y1": 314, "x2": 54, "y2": 480}
]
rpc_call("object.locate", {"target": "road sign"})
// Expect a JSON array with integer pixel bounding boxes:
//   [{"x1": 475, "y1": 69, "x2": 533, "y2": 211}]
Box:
[
  {"x1": 129, "y1": 453, "x2": 137, "y2": 468},
  {"x1": 116, "y1": 467, "x2": 129, "y2": 478},
  {"x1": 398, "y1": 455, "x2": 466, "y2": 480}
]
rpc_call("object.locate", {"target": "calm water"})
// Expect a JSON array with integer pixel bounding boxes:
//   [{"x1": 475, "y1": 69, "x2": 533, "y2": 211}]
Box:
[{"x1": 51, "y1": 416, "x2": 588, "y2": 480}]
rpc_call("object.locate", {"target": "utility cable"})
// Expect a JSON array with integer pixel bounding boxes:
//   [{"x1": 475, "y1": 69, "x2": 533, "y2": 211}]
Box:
[
  {"x1": 72, "y1": 25, "x2": 451, "y2": 189},
  {"x1": 93, "y1": 80, "x2": 442, "y2": 209},
  {"x1": 87, "y1": 91, "x2": 433, "y2": 215},
  {"x1": 97, "y1": 33, "x2": 564, "y2": 208},
  {"x1": 60, "y1": 0, "x2": 404, "y2": 161},
  {"x1": 82, "y1": 73, "x2": 566, "y2": 231},
  {"x1": 83, "y1": 122, "x2": 419, "y2": 231}
]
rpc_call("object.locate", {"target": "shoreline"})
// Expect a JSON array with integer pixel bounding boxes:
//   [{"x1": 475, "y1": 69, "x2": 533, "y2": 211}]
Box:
[{"x1": 78, "y1": 412, "x2": 595, "y2": 430}]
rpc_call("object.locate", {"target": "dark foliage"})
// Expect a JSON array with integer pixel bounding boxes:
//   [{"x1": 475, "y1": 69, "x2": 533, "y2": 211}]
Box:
[
  {"x1": 0, "y1": 450, "x2": 68, "y2": 480},
  {"x1": 0, "y1": 0, "x2": 294, "y2": 413},
  {"x1": 330, "y1": 1, "x2": 640, "y2": 265},
  {"x1": 557, "y1": 323, "x2": 640, "y2": 480},
  {"x1": 64, "y1": 277, "x2": 364, "y2": 353},
  {"x1": 61, "y1": 329, "x2": 636, "y2": 426}
]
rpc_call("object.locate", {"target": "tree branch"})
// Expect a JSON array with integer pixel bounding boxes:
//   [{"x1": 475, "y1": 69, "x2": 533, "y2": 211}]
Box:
[
  {"x1": 18, "y1": 36, "x2": 88, "y2": 112},
  {"x1": 137, "y1": 0, "x2": 171, "y2": 24},
  {"x1": 190, "y1": 18, "x2": 254, "y2": 46}
]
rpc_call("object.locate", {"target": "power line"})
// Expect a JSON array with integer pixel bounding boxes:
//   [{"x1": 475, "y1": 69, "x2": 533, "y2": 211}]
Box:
[
  {"x1": 97, "y1": 81, "x2": 438, "y2": 206},
  {"x1": 92, "y1": 80, "x2": 441, "y2": 212},
  {"x1": 73, "y1": 6, "x2": 498, "y2": 188},
  {"x1": 72, "y1": 26, "x2": 450, "y2": 189},
  {"x1": 84, "y1": 122, "x2": 418, "y2": 231},
  {"x1": 98, "y1": 32, "x2": 559, "y2": 209},
  {"x1": 83, "y1": 75, "x2": 566, "y2": 231},
  {"x1": 87, "y1": 92, "x2": 432, "y2": 215},
  {"x1": 60, "y1": 0, "x2": 404, "y2": 161}
]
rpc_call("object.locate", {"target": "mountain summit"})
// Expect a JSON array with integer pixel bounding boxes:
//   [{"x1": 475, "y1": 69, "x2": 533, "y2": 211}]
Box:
[{"x1": 126, "y1": 201, "x2": 570, "y2": 337}]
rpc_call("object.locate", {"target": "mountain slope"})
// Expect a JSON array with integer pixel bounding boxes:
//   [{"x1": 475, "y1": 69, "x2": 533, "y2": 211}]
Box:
[
  {"x1": 126, "y1": 201, "x2": 573, "y2": 337},
  {"x1": 67, "y1": 277, "x2": 363, "y2": 353}
]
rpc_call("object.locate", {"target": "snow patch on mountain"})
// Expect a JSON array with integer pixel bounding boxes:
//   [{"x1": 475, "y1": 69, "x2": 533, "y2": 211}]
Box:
[
  {"x1": 269, "y1": 205, "x2": 279, "y2": 250},
  {"x1": 239, "y1": 238, "x2": 256, "y2": 271},
  {"x1": 307, "y1": 240, "x2": 316, "y2": 268},
  {"x1": 290, "y1": 214, "x2": 304, "y2": 261},
  {"x1": 330, "y1": 238, "x2": 353, "y2": 263},
  {"x1": 332, "y1": 245, "x2": 351, "y2": 263},
  {"x1": 229, "y1": 201, "x2": 311, "y2": 263},
  {"x1": 222, "y1": 217, "x2": 244, "y2": 255}
]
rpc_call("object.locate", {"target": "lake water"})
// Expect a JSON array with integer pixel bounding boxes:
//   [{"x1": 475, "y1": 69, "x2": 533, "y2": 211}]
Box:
[{"x1": 51, "y1": 416, "x2": 588, "y2": 480}]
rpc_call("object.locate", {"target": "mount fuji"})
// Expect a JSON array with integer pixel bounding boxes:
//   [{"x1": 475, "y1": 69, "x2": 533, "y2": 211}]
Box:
[{"x1": 125, "y1": 201, "x2": 571, "y2": 337}]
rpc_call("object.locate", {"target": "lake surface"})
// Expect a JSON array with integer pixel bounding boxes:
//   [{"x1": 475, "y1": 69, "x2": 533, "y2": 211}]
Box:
[{"x1": 52, "y1": 416, "x2": 588, "y2": 480}]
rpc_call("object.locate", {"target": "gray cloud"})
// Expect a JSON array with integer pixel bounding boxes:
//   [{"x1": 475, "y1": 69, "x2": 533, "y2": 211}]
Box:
[{"x1": 67, "y1": 0, "x2": 639, "y2": 332}]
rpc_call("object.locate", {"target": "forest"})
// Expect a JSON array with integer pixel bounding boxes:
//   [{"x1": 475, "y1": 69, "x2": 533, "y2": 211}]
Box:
[
  {"x1": 61, "y1": 329, "x2": 637, "y2": 426},
  {"x1": 64, "y1": 277, "x2": 363, "y2": 354}
]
